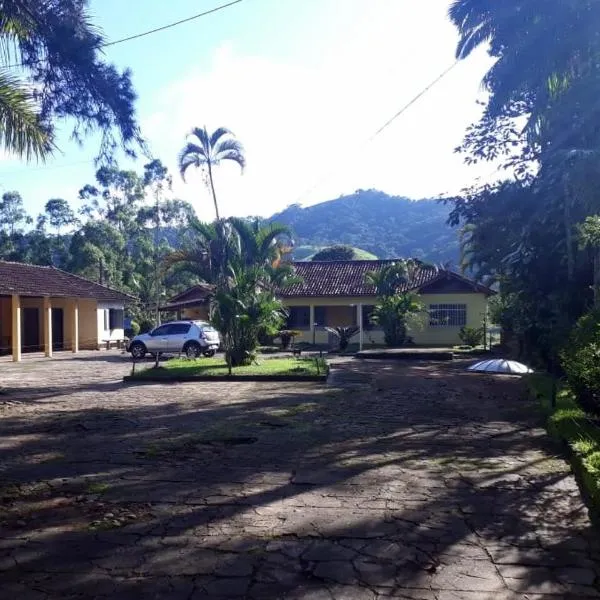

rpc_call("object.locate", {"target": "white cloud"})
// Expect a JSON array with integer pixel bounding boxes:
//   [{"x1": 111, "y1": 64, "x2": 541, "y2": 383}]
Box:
[{"x1": 140, "y1": 0, "x2": 499, "y2": 220}]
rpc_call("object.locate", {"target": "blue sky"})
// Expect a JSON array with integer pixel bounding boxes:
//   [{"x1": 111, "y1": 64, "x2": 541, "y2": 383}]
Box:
[{"x1": 0, "y1": 0, "x2": 497, "y2": 221}]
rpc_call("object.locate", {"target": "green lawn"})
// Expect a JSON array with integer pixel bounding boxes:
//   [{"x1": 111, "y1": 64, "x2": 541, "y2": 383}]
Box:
[{"x1": 132, "y1": 356, "x2": 328, "y2": 379}]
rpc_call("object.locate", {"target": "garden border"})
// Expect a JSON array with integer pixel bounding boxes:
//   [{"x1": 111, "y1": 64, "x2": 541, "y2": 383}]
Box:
[{"x1": 123, "y1": 373, "x2": 328, "y2": 383}]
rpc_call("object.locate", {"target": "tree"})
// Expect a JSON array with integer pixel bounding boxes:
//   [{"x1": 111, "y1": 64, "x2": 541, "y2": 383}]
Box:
[
  {"x1": 143, "y1": 159, "x2": 172, "y2": 326},
  {"x1": 578, "y1": 216, "x2": 600, "y2": 308},
  {"x1": 312, "y1": 245, "x2": 355, "y2": 261},
  {"x1": 0, "y1": 0, "x2": 143, "y2": 162},
  {"x1": 178, "y1": 126, "x2": 245, "y2": 220},
  {"x1": 0, "y1": 191, "x2": 31, "y2": 236},
  {"x1": 44, "y1": 199, "x2": 75, "y2": 235},
  {"x1": 365, "y1": 260, "x2": 424, "y2": 347}
]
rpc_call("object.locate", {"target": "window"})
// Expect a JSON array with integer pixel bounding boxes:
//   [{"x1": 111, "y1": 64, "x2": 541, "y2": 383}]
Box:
[
  {"x1": 169, "y1": 323, "x2": 191, "y2": 335},
  {"x1": 152, "y1": 324, "x2": 173, "y2": 336},
  {"x1": 103, "y1": 310, "x2": 109, "y2": 331},
  {"x1": 429, "y1": 304, "x2": 467, "y2": 327},
  {"x1": 108, "y1": 308, "x2": 124, "y2": 329},
  {"x1": 287, "y1": 306, "x2": 310, "y2": 328}
]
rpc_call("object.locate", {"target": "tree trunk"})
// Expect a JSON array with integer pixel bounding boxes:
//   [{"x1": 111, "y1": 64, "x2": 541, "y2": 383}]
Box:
[{"x1": 206, "y1": 160, "x2": 220, "y2": 221}]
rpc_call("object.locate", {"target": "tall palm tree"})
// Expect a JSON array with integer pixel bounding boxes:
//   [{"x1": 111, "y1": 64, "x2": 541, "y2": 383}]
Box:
[{"x1": 178, "y1": 126, "x2": 246, "y2": 221}]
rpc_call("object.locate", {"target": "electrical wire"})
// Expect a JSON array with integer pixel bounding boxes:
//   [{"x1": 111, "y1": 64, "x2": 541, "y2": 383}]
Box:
[
  {"x1": 4, "y1": 0, "x2": 245, "y2": 69},
  {"x1": 292, "y1": 61, "x2": 460, "y2": 204}
]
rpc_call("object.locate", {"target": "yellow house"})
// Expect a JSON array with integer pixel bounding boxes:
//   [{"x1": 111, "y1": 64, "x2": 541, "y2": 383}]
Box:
[
  {"x1": 164, "y1": 260, "x2": 494, "y2": 348},
  {"x1": 280, "y1": 261, "x2": 494, "y2": 347},
  {"x1": 0, "y1": 260, "x2": 133, "y2": 361}
]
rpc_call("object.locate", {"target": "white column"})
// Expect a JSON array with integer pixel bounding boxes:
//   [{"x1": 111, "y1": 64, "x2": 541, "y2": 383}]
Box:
[
  {"x1": 43, "y1": 297, "x2": 52, "y2": 358},
  {"x1": 71, "y1": 300, "x2": 79, "y2": 353},
  {"x1": 309, "y1": 304, "x2": 315, "y2": 345},
  {"x1": 11, "y1": 294, "x2": 21, "y2": 362},
  {"x1": 357, "y1": 303, "x2": 364, "y2": 351}
]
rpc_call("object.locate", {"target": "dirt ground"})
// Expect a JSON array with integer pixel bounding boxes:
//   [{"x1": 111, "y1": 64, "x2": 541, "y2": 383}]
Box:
[{"x1": 0, "y1": 351, "x2": 599, "y2": 599}]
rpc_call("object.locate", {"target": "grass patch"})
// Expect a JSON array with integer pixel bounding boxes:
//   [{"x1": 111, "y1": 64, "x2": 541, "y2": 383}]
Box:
[
  {"x1": 86, "y1": 482, "x2": 110, "y2": 494},
  {"x1": 130, "y1": 356, "x2": 328, "y2": 380},
  {"x1": 527, "y1": 373, "x2": 600, "y2": 517}
]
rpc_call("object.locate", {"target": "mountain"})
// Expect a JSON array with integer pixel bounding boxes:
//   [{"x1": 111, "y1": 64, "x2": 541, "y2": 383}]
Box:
[{"x1": 269, "y1": 189, "x2": 459, "y2": 265}]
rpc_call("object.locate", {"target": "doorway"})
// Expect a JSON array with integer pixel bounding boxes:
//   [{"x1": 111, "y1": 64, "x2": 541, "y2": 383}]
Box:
[
  {"x1": 52, "y1": 308, "x2": 64, "y2": 350},
  {"x1": 22, "y1": 308, "x2": 40, "y2": 352}
]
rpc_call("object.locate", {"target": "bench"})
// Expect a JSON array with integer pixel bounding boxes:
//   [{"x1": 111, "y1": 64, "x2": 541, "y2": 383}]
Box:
[{"x1": 101, "y1": 339, "x2": 128, "y2": 351}]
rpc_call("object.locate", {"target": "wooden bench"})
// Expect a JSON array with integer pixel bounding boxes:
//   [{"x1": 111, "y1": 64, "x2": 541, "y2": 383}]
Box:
[{"x1": 101, "y1": 339, "x2": 128, "y2": 351}]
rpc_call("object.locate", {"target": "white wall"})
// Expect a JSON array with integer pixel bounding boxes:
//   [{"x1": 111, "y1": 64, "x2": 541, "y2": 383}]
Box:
[{"x1": 97, "y1": 301, "x2": 125, "y2": 343}]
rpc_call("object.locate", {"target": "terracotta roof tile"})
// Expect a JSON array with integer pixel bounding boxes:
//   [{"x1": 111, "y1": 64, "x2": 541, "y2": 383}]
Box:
[
  {"x1": 0, "y1": 260, "x2": 134, "y2": 302},
  {"x1": 280, "y1": 260, "x2": 491, "y2": 297}
]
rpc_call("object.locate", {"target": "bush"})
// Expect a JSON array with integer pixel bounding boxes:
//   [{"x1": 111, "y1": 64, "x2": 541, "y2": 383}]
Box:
[
  {"x1": 459, "y1": 326, "x2": 484, "y2": 347},
  {"x1": 561, "y1": 308, "x2": 600, "y2": 415},
  {"x1": 124, "y1": 320, "x2": 140, "y2": 339},
  {"x1": 138, "y1": 318, "x2": 155, "y2": 334}
]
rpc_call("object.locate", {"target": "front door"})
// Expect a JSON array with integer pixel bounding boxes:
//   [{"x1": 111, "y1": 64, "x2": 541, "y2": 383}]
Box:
[
  {"x1": 22, "y1": 308, "x2": 40, "y2": 352},
  {"x1": 52, "y1": 308, "x2": 64, "y2": 350}
]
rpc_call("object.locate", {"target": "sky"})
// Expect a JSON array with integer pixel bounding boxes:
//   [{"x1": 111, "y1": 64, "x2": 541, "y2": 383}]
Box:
[{"x1": 0, "y1": 0, "x2": 498, "y2": 222}]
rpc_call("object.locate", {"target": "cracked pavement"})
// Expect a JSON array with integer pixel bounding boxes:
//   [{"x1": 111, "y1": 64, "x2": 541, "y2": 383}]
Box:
[{"x1": 0, "y1": 351, "x2": 599, "y2": 599}]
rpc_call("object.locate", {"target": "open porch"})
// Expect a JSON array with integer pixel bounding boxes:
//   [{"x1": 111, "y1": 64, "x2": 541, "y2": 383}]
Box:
[{"x1": 0, "y1": 295, "x2": 97, "y2": 361}]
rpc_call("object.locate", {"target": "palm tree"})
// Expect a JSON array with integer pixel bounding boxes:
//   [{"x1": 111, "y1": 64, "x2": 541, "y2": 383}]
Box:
[
  {"x1": 178, "y1": 126, "x2": 246, "y2": 221},
  {"x1": 228, "y1": 218, "x2": 292, "y2": 268}
]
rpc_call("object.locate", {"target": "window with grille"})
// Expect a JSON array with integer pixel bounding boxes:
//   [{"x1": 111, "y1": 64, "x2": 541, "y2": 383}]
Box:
[{"x1": 429, "y1": 304, "x2": 466, "y2": 327}]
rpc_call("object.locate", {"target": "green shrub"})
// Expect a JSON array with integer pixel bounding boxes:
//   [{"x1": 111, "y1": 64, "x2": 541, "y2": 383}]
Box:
[
  {"x1": 138, "y1": 318, "x2": 155, "y2": 334},
  {"x1": 458, "y1": 326, "x2": 484, "y2": 347},
  {"x1": 124, "y1": 320, "x2": 140, "y2": 339},
  {"x1": 561, "y1": 308, "x2": 600, "y2": 415}
]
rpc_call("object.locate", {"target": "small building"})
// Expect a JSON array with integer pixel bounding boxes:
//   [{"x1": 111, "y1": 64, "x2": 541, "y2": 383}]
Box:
[
  {"x1": 280, "y1": 261, "x2": 494, "y2": 347},
  {"x1": 0, "y1": 260, "x2": 133, "y2": 361},
  {"x1": 158, "y1": 284, "x2": 213, "y2": 321},
  {"x1": 163, "y1": 260, "x2": 494, "y2": 347}
]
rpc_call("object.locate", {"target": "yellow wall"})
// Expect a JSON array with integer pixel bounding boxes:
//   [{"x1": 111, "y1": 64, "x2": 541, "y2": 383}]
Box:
[
  {"x1": 78, "y1": 299, "x2": 98, "y2": 350},
  {"x1": 181, "y1": 306, "x2": 210, "y2": 320},
  {"x1": 324, "y1": 305, "x2": 355, "y2": 327},
  {"x1": 282, "y1": 292, "x2": 489, "y2": 347}
]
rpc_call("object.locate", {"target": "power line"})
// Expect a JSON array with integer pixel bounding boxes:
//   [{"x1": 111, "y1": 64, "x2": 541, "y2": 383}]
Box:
[
  {"x1": 4, "y1": 0, "x2": 245, "y2": 69},
  {"x1": 102, "y1": 0, "x2": 245, "y2": 48},
  {"x1": 293, "y1": 61, "x2": 460, "y2": 204}
]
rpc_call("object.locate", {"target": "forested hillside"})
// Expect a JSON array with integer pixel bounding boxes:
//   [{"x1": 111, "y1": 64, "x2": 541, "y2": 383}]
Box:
[{"x1": 270, "y1": 189, "x2": 458, "y2": 264}]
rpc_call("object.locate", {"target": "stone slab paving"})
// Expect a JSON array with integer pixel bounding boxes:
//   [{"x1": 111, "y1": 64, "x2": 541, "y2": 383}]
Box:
[{"x1": 0, "y1": 351, "x2": 599, "y2": 598}]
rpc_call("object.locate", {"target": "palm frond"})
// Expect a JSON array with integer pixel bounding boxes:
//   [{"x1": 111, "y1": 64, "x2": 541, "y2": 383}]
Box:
[
  {"x1": 209, "y1": 126, "x2": 235, "y2": 147},
  {"x1": 213, "y1": 138, "x2": 246, "y2": 170},
  {"x1": 189, "y1": 126, "x2": 210, "y2": 152},
  {"x1": 177, "y1": 142, "x2": 207, "y2": 180},
  {"x1": 0, "y1": 70, "x2": 53, "y2": 161}
]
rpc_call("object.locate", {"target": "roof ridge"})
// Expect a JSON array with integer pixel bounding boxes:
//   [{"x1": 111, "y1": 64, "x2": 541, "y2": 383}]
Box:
[
  {"x1": 0, "y1": 259, "x2": 54, "y2": 269},
  {"x1": 49, "y1": 265, "x2": 135, "y2": 299}
]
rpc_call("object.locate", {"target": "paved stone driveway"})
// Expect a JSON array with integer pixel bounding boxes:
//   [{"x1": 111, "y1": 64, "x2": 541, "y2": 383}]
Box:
[{"x1": 0, "y1": 352, "x2": 599, "y2": 599}]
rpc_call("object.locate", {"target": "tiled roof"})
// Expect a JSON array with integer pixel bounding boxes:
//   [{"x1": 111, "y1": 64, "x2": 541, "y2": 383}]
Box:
[
  {"x1": 280, "y1": 260, "x2": 491, "y2": 297},
  {"x1": 0, "y1": 260, "x2": 134, "y2": 302},
  {"x1": 167, "y1": 284, "x2": 214, "y2": 304}
]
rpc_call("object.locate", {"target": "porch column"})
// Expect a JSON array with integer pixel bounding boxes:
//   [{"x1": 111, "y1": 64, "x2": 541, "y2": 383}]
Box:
[
  {"x1": 357, "y1": 303, "x2": 364, "y2": 351},
  {"x1": 11, "y1": 294, "x2": 21, "y2": 362},
  {"x1": 43, "y1": 297, "x2": 52, "y2": 358},
  {"x1": 71, "y1": 299, "x2": 79, "y2": 353},
  {"x1": 309, "y1": 304, "x2": 315, "y2": 345}
]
